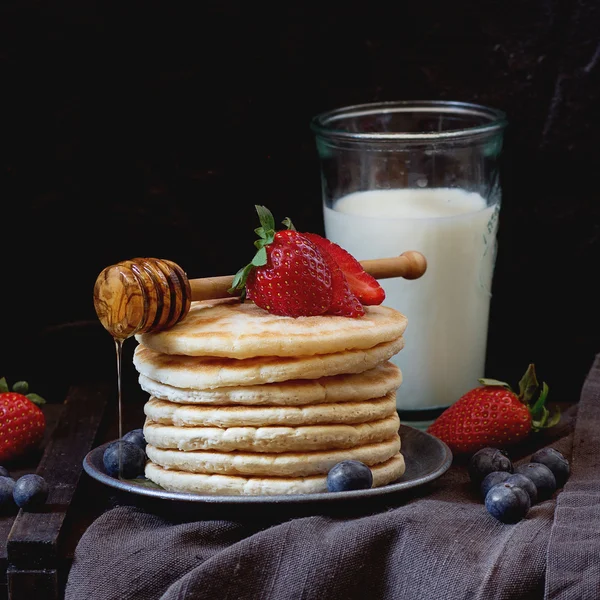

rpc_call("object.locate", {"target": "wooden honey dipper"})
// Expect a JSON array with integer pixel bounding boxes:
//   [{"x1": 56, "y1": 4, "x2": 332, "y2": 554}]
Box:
[{"x1": 93, "y1": 251, "x2": 427, "y2": 340}]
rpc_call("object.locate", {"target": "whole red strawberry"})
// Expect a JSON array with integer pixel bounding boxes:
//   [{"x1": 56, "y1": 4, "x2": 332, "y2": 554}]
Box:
[
  {"x1": 231, "y1": 205, "x2": 381, "y2": 318},
  {"x1": 427, "y1": 364, "x2": 559, "y2": 455},
  {"x1": 245, "y1": 228, "x2": 332, "y2": 316},
  {"x1": 0, "y1": 378, "x2": 46, "y2": 464}
]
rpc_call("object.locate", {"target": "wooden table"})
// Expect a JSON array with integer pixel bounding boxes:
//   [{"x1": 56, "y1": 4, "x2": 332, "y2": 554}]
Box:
[
  {"x1": 0, "y1": 367, "x2": 576, "y2": 599},
  {"x1": 0, "y1": 380, "x2": 147, "y2": 600}
]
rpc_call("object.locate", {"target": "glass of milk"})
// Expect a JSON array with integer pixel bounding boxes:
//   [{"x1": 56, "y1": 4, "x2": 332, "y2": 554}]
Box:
[{"x1": 311, "y1": 100, "x2": 507, "y2": 429}]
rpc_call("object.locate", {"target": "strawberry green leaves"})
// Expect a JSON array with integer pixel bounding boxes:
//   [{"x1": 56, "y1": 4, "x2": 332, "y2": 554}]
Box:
[
  {"x1": 0, "y1": 378, "x2": 46, "y2": 463},
  {"x1": 480, "y1": 365, "x2": 558, "y2": 432},
  {"x1": 230, "y1": 205, "x2": 379, "y2": 318},
  {"x1": 530, "y1": 381, "x2": 559, "y2": 431},
  {"x1": 428, "y1": 364, "x2": 559, "y2": 454},
  {"x1": 230, "y1": 205, "x2": 279, "y2": 297},
  {"x1": 517, "y1": 364, "x2": 554, "y2": 427},
  {"x1": 478, "y1": 364, "x2": 557, "y2": 431},
  {"x1": 0, "y1": 377, "x2": 45, "y2": 406}
]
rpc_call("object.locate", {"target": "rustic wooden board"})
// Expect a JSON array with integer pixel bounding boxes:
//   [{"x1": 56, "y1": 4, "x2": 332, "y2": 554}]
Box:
[
  {"x1": 0, "y1": 404, "x2": 65, "y2": 599},
  {"x1": 5, "y1": 568, "x2": 57, "y2": 600},
  {"x1": 4, "y1": 383, "x2": 110, "y2": 600}
]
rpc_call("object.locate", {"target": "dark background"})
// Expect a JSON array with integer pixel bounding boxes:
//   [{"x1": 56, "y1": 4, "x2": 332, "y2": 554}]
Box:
[{"x1": 1, "y1": 1, "x2": 599, "y2": 406}]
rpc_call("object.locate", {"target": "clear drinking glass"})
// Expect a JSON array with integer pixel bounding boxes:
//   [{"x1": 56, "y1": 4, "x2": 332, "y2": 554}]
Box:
[{"x1": 311, "y1": 100, "x2": 507, "y2": 429}]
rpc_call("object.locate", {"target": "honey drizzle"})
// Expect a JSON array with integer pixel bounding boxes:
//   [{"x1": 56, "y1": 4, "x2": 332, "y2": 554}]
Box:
[
  {"x1": 114, "y1": 336, "x2": 124, "y2": 478},
  {"x1": 114, "y1": 337, "x2": 124, "y2": 441}
]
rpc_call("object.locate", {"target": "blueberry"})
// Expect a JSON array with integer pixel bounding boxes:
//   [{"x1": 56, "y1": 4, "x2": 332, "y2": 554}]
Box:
[
  {"x1": 0, "y1": 467, "x2": 10, "y2": 478},
  {"x1": 504, "y1": 473, "x2": 538, "y2": 505},
  {"x1": 103, "y1": 440, "x2": 146, "y2": 479},
  {"x1": 122, "y1": 428, "x2": 147, "y2": 452},
  {"x1": 468, "y1": 447, "x2": 513, "y2": 486},
  {"x1": 485, "y1": 482, "x2": 531, "y2": 524},
  {"x1": 0, "y1": 476, "x2": 15, "y2": 508},
  {"x1": 514, "y1": 462, "x2": 556, "y2": 501},
  {"x1": 480, "y1": 471, "x2": 512, "y2": 499},
  {"x1": 530, "y1": 448, "x2": 570, "y2": 488},
  {"x1": 327, "y1": 460, "x2": 373, "y2": 492},
  {"x1": 13, "y1": 474, "x2": 49, "y2": 510}
]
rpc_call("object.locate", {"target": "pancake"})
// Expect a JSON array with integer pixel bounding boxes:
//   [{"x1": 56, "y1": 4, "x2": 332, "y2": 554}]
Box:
[
  {"x1": 143, "y1": 412, "x2": 400, "y2": 453},
  {"x1": 145, "y1": 435, "x2": 400, "y2": 477},
  {"x1": 143, "y1": 391, "x2": 397, "y2": 427},
  {"x1": 135, "y1": 297, "x2": 408, "y2": 359},
  {"x1": 133, "y1": 337, "x2": 404, "y2": 390},
  {"x1": 145, "y1": 453, "x2": 405, "y2": 496},
  {"x1": 138, "y1": 361, "x2": 402, "y2": 406}
]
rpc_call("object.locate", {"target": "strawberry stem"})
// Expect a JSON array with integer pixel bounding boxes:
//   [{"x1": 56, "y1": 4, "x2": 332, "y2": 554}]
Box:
[
  {"x1": 229, "y1": 205, "x2": 286, "y2": 296},
  {"x1": 530, "y1": 380, "x2": 549, "y2": 416},
  {"x1": 282, "y1": 217, "x2": 296, "y2": 231},
  {"x1": 518, "y1": 364, "x2": 539, "y2": 406},
  {"x1": 229, "y1": 206, "x2": 304, "y2": 297},
  {"x1": 253, "y1": 205, "x2": 276, "y2": 246},
  {"x1": 517, "y1": 364, "x2": 557, "y2": 430},
  {"x1": 480, "y1": 365, "x2": 558, "y2": 432}
]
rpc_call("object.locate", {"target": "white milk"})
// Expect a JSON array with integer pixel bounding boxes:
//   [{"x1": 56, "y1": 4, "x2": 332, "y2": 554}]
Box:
[{"x1": 323, "y1": 188, "x2": 499, "y2": 416}]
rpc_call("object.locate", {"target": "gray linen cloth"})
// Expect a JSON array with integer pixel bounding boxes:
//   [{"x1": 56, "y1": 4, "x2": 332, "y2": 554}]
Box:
[{"x1": 65, "y1": 355, "x2": 600, "y2": 600}]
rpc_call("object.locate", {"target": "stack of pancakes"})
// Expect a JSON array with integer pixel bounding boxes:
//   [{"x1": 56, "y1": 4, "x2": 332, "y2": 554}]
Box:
[{"x1": 132, "y1": 296, "x2": 408, "y2": 496}]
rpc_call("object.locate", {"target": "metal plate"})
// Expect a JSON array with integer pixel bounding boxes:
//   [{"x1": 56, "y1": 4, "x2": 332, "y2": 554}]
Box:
[{"x1": 83, "y1": 424, "x2": 452, "y2": 509}]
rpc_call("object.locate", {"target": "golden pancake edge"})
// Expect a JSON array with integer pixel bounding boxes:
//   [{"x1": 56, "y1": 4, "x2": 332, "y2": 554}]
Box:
[{"x1": 136, "y1": 297, "x2": 408, "y2": 359}]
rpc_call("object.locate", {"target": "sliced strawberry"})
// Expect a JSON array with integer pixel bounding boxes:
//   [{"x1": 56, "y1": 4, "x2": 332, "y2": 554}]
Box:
[
  {"x1": 302, "y1": 233, "x2": 385, "y2": 305},
  {"x1": 230, "y1": 206, "x2": 380, "y2": 318},
  {"x1": 311, "y1": 241, "x2": 364, "y2": 317}
]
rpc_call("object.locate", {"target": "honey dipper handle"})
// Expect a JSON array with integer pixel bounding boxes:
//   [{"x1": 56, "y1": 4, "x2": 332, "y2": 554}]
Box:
[
  {"x1": 189, "y1": 275, "x2": 239, "y2": 301},
  {"x1": 359, "y1": 250, "x2": 427, "y2": 281},
  {"x1": 189, "y1": 250, "x2": 427, "y2": 302}
]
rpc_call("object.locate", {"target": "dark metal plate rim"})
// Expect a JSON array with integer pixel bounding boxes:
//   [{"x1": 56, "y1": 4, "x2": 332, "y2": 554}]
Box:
[{"x1": 83, "y1": 424, "x2": 452, "y2": 506}]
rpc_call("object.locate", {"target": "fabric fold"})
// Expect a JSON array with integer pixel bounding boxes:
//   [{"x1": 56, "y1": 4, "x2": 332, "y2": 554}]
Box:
[
  {"x1": 65, "y1": 356, "x2": 600, "y2": 600},
  {"x1": 544, "y1": 354, "x2": 600, "y2": 600}
]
